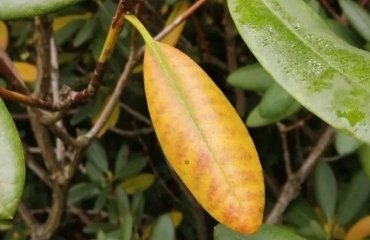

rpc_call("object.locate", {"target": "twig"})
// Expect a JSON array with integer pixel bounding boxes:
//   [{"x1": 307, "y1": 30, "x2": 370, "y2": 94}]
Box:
[
  {"x1": 26, "y1": 151, "x2": 52, "y2": 187},
  {"x1": 110, "y1": 126, "x2": 153, "y2": 137},
  {"x1": 277, "y1": 123, "x2": 293, "y2": 178},
  {"x1": 154, "y1": 0, "x2": 208, "y2": 41},
  {"x1": 120, "y1": 102, "x2": 151, "y2": 125},
  {"x1": 266, "y1": 126, "x2": 335, "y2": 224}
]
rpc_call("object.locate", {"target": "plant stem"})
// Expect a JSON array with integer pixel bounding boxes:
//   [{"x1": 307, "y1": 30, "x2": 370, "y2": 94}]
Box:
[{"x1": 124, "y1": 14, "x2": 156, "y2": 46}]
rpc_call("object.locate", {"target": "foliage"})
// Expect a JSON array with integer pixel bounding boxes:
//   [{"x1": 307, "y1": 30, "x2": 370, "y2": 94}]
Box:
[{"x1": 0, "y1": 0, "x2": 370, "y2": 239}]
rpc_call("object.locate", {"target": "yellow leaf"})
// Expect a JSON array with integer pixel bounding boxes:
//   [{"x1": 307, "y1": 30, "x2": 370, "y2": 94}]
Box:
[
  {"x1": 169, "y1": 210, "x2": 183, "y2": 227},
  {"x1": 160, "y1": 0, "x2": 190, "y2": 46},
  {"x1": 53, "y1": 13, "x2": 92, "y2": 32},
  {"x1": 13, "y1": 62, "x2": 38, "y2": 82},
  {"x1": 0, "y1": 21, "x2": 8, "y2": 50},
  {"x1": 144, "y1": 40, "x2": 264, "y2": 234},
  {"x1": 91, "y1": 96, "x2": 120, "y2": 138},
  {"x1": 345, "y1": 215, "x2": 370, "y2": 240},
  {"x1": 121, "y1": 173, "x2": 155, "y2": 194}
]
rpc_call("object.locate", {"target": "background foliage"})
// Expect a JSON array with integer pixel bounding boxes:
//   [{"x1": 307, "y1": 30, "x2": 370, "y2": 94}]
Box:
[{"x1": 0, "y1": 0, "x2": 369, "y2": 239}]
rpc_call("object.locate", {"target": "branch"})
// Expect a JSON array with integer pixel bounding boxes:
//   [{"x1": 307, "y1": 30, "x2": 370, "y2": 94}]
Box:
[{"x1": 266, "y1": 126, "x2": 335, "y2": 224}]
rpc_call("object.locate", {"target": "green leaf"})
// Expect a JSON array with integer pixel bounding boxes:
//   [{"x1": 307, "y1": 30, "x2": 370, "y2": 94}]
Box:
[
  {"x1": 325, "y1": 19, "x2": 362, "y2": 47},
  {"x1": 259, "y1": 83, "x2": 296, "y2": 118},
  {"x1": 227, "y1": 63, "x2": 274, "y2": 91},
  {"x1": 73, "y1": 17, "x2": 97, "y2": 47},
  {"x1": 358, "y1": 145, "x2": 370, "y2": 180},
  {"x1": 214, "y1": 224, "x2": 305, "y2": 240},
  {"x1": 114, "y1": 144, "x2": 129, "y2": 178},
  {"x1": 0, "y1": 99, "x2": 25, "y2": 220},
  {"x1": 149, "y1": 214, "x2": 175, "y2": 240},
  {"x1": 55, "y1": 19, "x2": 85, "y2": 46},
  {"x1": 115, "y1": 187, "x2": 130, "y2": 217},
  {"x1": 67, "y1": 182, "x2": 100, "y2": 204},
  {"x1": 86, "y1": 140, "x2": 109, "y2": 173},
  {"x1": 246, "y1": 102, "x2": 301, "y2": 127},
  {"x1": 97, "y1": 230, "x2": 107, "y2": 240},
  {"x1": 314, "y1": 161, "x2": 337, "y2": 220},
  {"x1": 120, "y1": 212, "x2": 133, "y2": 240},
  {"x1": 335, "y1": 130, "x2": 363, "y2": 155},
  {"x1": 336, "y1": 170, "x2": 370, "y2": 226},
  {"x1": 228, "y1": 0, "x2": 370, "y2": 144},
  {"x1": 339, "y1": 0, "x2": 370, "y2": 41},
  {"x1": 0, "y1": 0, "x2": 86, "y2": 20},
  {"x1": 285, "y1": 199, "x2": 317, "y2": 228},
  {"x1": 116, "y1": 155, "x2": 148, "y2": 180}
]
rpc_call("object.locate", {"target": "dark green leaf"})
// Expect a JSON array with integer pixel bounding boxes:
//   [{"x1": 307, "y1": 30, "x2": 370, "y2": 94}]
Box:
[
  {"x1": 0, "y1": 0, "x2": 86, "y2": 20},
  {"x1": 259, "y1": 83, "x2": 296, "y2": 118},
  {"x1": 115, "y1": 187, "x2": 130, "y2": 217},
  {"x1": 358, "y1": 145, "x2": 370, "y2": 180},
  {"x1": 214, "y1": 224, "x2": 305, "y2": 240},
  {"x1": 336, "y1": 170, "x2": 370, "y2": 226},
  {"x1": 86, "y1": 140, "x2": 108, "y2": 173},
  {"x1": 314, "y1": 161, "x2": 337, "y2": 220},
  {"x1": 67, "y1": 182, "x2": 100, "y2": 204},
  {"x1": 86, "y1": 160, "x2": 105, "y2": 182},
  {"x1": 116, "y1": 155, "x2": 148, "y2": 180},
  {"x1": 335, "y1": 130, "x2": 363, "y2": 155},
  {"x1": 115, "y1": 144, "x2": 129, "y2": 178},
  {"x1": 339, "y1": 0, "x2": 370, "y2": 41},
  {"x1": 0, "y1": 99, "x2": 25, "y2": 220},
  {"x1": 94, "y1": 188, "x2": 109, "y2": 211},
  {"x1": 246, "y1": 102, "x2": 301, "y2": 127},
  {"x1": 227, "y1": 63, "x2": 274, "y2": 91},
  {"x1": 73, "y1": 17, "x2": 97, "y2": 47},
  {"x1": 149, "y1": 214, "x2": 175, "y2": 240},
  {"x1": 285, "y1": 199, "x2": 317, "y2": 228},
  {"x1": 55, "y1": 20, "x2": 84, "y2": 46},
  {"x1": 228, "y1": 0, "x2": 370, "y2": 144}
]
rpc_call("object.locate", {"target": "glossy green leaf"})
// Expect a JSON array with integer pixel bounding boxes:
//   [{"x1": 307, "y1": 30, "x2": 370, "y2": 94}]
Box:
[
  {"x1": 339, "y1": 0, "x2": 370, "y2": 41},
  {"x1": 0, "y1": 0, "x2": 86, "y2": 20},
  {"x1": 335, "y1": 130, "x2": 363, "y2": 155},
  {"x1": 314, "y1": 161, "x2": 337, "y2": 220},
  {"x1": 149, "y1": 214, "x2": 175, "y2": 240},
  {"x1": 227, "y1": 63, "x2": 274, "y2": 91},
  {"x1": 259, "y1": 83, "x2": 296, "y2": 118},
  {"x1": 358, "y1": 145, "x2": 370, "y2": 180},
  {"x1": 337, "y1": 170, "x2": 370, "y2": 226},
  {"x1": 228, "y1": 0, "x2": 370, "y2": 144},
  {"x1": 246, "y1": 102, "x2": 301, "y2": 127},
  {"x1": 0, "y1": 99, "x2": 25, "y2": 220},
  {"x1": 214, "y1": 224, "x2": 305, "y2": 240}
]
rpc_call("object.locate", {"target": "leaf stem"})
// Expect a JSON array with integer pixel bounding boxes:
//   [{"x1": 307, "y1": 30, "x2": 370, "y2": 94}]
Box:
[{"x1": 124, "y1": 14, "x2": 155, "y2": 46}]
